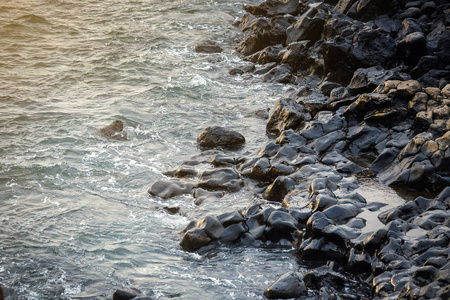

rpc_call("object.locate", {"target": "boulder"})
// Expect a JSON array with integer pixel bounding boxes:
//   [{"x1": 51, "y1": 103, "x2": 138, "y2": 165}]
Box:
[
  {"x1": 244, "y1": 0, "x2": 300, "y2": 17},
  {"x1": 237, "y1": 16, "x2": 289, "y2": 56},
  {"x1": 261, "y1": 64, "x2": 293, "y2": 83},
  {"x1": 348, "y1": 66, "x2": 402, "y2": 93},
  {"x1": 197, "y1": 126, "x2": 245, "y2": 149},
  {"x1": 350, "y1": 0, "x2": 399, "y2": 21},
  {"x1": 286, "y1": 12, "x2": 327, "y2": 44},
  {"x1": 280, "y1": 41, "x2": 312, "y2": 71},
  {"x1": 99, "y1": 120, "x2": 127, "y2": 141},
  {"x1": 192, "y1": 188, "x2": 224, "y2": 206},
  {"x1": 196, "y1": 216, "x2": 225, "y2": 240},
  {"x1": 264, "y1": 271, "x2": 307, "y2": 299},
  {"x1": 266, "y1": 97, "x2": 310, "y2": 136},
  {"x1": 194, "y1": 40, "x2": 222, "y2": 53},
  {"x1": 344, "y1": 93, "x2": 392, "y2": 120},
  {"x1": 323, "y1": 203, "x2": 361, "y2": 223},
  {"x1": 198, "y1": 168, "x2": 242, "y2": 192},
  {"x1": 262, "y1": 176, "x2": 296, "y2": 202},
  {"x1": 148, "y1": 180, "x2": 195, "y2": 199},
  {"x1": 265, "y1": 210, "x2": 299, "y2": 242},
  {"x1": 220, "y1": 223, "x2": 247, "y2": 243},
  {"x1": 299, "y1": 237, "x2": 346, "y2": 261},
  {"x1": 246, "y1": 44, "x2": 283, "y2": 64},
  {"x1": 179, "y1": 228, "x2": 212, "y2": 252}
]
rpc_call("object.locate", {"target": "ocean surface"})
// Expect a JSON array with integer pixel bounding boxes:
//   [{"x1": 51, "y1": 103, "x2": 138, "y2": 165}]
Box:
[{"x1": 0, "y1": 0, "x2": 303, "y2": 298}]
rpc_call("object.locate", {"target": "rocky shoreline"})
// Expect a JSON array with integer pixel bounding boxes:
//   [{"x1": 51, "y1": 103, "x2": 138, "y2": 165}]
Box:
[{"x1": 115, "y1": 0, "x2": 449, "y2": 299}]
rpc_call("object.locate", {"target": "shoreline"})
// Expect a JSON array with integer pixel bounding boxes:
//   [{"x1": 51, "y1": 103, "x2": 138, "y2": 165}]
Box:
[{"x1": 119, "y1": 0, "x2": 449, "y2": 299}]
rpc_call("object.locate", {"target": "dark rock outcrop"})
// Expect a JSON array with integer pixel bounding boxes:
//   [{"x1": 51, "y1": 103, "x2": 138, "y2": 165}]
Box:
[
  {"x1": 197, "y1": 126, "x2": 245, "y2": 149},
  {"x1": 99, "y1": 120, "x2": 127, "y2": 141}
]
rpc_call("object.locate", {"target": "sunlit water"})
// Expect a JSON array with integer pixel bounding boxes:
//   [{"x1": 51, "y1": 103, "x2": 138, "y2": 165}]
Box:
[{"x1": 0, "y1": 0, "x2": 305, "y2": 298}]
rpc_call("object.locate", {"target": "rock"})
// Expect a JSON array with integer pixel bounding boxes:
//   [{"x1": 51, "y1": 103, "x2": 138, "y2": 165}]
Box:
[
  {"x1": 296, "y1": 90, "x2": 331, "y2": 117},
  {"x1": 196, "y1": 216, "x2": 225, "y2": 240},
  {"x1": 220, "y1": 223, "x2": 247, "y2": 243},
  {"x1": 286, "y1": 12, "x2": 327, "y2": 44},
  {"x1": 399, "y1": 7, "x2": 422, "y2": 19},
  {"x1": 148, "y1": 180, "x2": 195, "y2": 199},
  {"x1": 374, "y1": 15, "x2": 402, "y2": 33},
  {"x1": 410, "y1": 56, "x2": 440, "y2": 78},
  {"x1": 307, "y1": 211, "x2": 335, "y2": 234},
  {"x1": 263, "y1": 271, "x2": 307, "y2": 299},
  {"x1": 323, "y1": 203, "x2": 361, "y2": 224},
  {"x1": 261, "y1": 64, "x2": 293, "y2": 83},
  {"x1": 371, "y1": 148, "x2": 400, "y2": 172},
  {"x1": 280, "y1": 41, "x2": 312, "y2": 71},
  {"x1": 246, "y1": 44, "x2": 283, "y2": 64},
  {"x1": 99, "y1": 120, "x2": 127, "y2": 141},
  {"x1": 253, "y1": 62, "x2": 277, "y2": 75},
  {"x1": 310, "y1": 130, "x2": 345, "y2": 153},
  {"x1": 348, "y1": 66, "x2": 402, "y2": 93},
  {"x1": 244, "y1": 0, "x2": 300, "y2": 17},
  {"x1": 348, "y1": 248, "x2": 372, "y2": 274},
  {"x1": 319, "y1": 81, "x2": 341, "y2": 97},
  {"x1": 179, "y1": 228, "x2": 212, "y2": 252},
  {"x1": 194, "y1": 40, "x2": 222, "y2": 53},
  {"x1": 265, "y1": 210, "x2": 299, "y2": 242},
  {"x1": 397, "y1": 80, "x2": 421, "y2": 99},
  {"x1": 310, "y1": 194, "x2": 338, "y2": 212},
  {"x1": 198, "y1": 168, "x2": 242, "y2": 192},
  {"x1": 192, "y1": 188, "x2": 224, "y2": 205},
  {"x1": 364, "y1": 107, "x2": 408, "y2": 126},
  {"x1": 299, "y1": 237, "x2": 346, "y2": 261},
  {"x1": 266, "y1": 97, "x2": 310, "y2": 136},
  {"x1": 344, "y1": 93, "x2": 392, "y2": 121},
  {"x1": 350, "y1": 27, "x2": 396, "y2": 68},
  {"x1": 442, "y1": 84, "x2": 450, "y2": 98},
  {"x1": 171, "y1": 166, "x2": 197, "y2": 178},
  {"x1": 351, "y1": 0, "x2": 399, "y2": 21},
  {"x1": 163, "y1": 206, "x2": 180, "y2": 215},
  {"x1": 217, "y1": 211, "x2": 246, "y2": 227},
  {"x1": 237, "y1": 16, "x2": 289, "y2": 56},
  {"x1": 113, "y1": 288, "x2": 138, "y2": 300},
  {"x1": 197, "y1": 126, "x2": 245, "y2": 149},
  {"x1": 262, "y1": 176, "x2": 296, "y2": 202}
]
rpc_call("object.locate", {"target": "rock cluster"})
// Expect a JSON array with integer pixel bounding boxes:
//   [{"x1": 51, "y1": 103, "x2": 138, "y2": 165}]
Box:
[
  {"x1": 138, "y1": 0, "x2": 450, "y2": 299},
  {"x1": 233, "y1": 0, "x2": 450, "y2": 87}
]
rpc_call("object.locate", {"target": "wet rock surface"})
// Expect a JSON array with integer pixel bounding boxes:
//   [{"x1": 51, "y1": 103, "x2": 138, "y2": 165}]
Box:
[
  {"x1": 142, "y1": 0, "x2": 450, "y2": 299},
  {"x1": 197, "y1": 126, "x2": 246, "y2": 149}
]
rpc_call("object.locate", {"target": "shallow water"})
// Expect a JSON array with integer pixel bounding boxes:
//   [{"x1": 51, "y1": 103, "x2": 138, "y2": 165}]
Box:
[{"x1": 0, "y1": 0, "x2": 300, "y2": 298}]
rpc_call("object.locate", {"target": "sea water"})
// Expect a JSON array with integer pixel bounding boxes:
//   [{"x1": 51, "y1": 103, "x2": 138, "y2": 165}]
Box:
[{"x1": 0, "y1": 0, "x2": 301, "y2": 298}]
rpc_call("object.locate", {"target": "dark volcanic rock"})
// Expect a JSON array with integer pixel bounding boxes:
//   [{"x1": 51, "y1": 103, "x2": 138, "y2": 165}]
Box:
[
  {"x1": 194, "y1": 40, "x2": 222, "y2": 53},
  {"x1": 265, "y1": 210, "x2": 298, "y2": 242},
  {"x1": 299, "y1": 237, "x2": 346, "y2": 261},
  {"x1": 179, "y1": 228, "x2": 212, "y2": 252},
  {"x1": 148, "y1": 180, "x2": 195, "y2": 199},
  {"x1": 281, "y1": 41, "x2": 312, "y2": 71},
  {"x1": 196, "y1": 216, "x2": 225, "y2": 240},
  {"x1": 262, "y1": 176, "x2": 296, "y2": 202},
  {"x1": 197, "y1": 126, "x2": 245, "y2": 149},
  {"x1": 266, "y1": 97, "x2": 311, "y2": 136},
  {"x1": 348, "y1": 66, "x2": 402, "y2": 94},
  {"x1": 244, "y1": 0, "x2": 300, "y2": 17},
  {"x1": 261, "y1": 64, "x2": 293, "y2": 83},
  {"x1": 198, "y1": 168, "x2": 243, "y2": 192},
  {"x1": 113, "y1": 288, "x2": 137, "y2": 300},
  {"x1": 99, "y1": 120, "x2": 127, "y2": 141},
  {"x1": 220, "y1": 223, "x2": 247, "y2": 243},
  {"x1": 237, "y1": 15, "x2": 290, "y2": 56},
  {"x1": 286, "y1": 11, "x2": 327, "y2": 44},
  {"x1": 264, "y1": 271, "x2": 307, "y2": 299}
]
